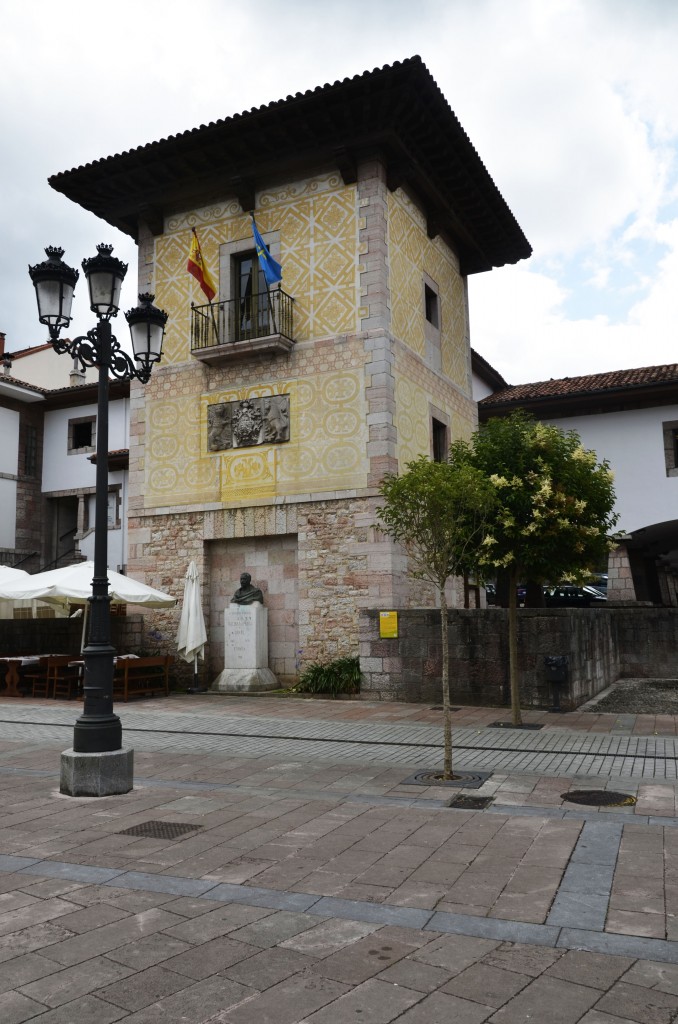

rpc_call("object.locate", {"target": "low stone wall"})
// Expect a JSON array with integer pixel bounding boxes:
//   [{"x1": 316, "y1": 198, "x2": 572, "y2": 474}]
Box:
[
  {"x1": 359, "y1": 607, "x2": 678, "y2": 708},
  {"x1": 0, "y1": 615, "x2": 145, "y2": 658}
]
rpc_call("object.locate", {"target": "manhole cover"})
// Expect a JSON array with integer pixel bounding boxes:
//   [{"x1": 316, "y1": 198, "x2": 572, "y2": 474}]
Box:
[
  {"x1": 448, "y1": 795, "x2": 494, "y2": 810},
  {"x1": 118, "y1": 820, "x2": 205, "y2": 840},
  {"x1": 401, "y1": 770, "x2": 492, "y2": 789},
  {"x1": 489, "y1": 722, "x2": 544, "y2": 730},
  {"x1": 561, "y1": 790, "x2": 636, "y2": 807}
]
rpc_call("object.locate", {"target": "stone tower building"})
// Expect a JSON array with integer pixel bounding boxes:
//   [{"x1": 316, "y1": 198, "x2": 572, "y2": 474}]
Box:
[{"x1": 50, "y1": 57, "x2": 530, "y2": 684}]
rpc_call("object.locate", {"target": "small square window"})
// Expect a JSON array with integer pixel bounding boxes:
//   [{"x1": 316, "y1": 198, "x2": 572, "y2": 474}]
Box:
[
  {"x1": 424, "y1": 284, "x2": 439, "y2": 329},
  {"x1": 68, "y1": 416, "x2": 96, "y2": 453}
]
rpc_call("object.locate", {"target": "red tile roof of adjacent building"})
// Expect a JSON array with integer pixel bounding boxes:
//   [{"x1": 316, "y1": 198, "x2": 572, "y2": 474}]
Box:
[{"x1": 482, "y1": 363, "x2": 678, "y2": 406}]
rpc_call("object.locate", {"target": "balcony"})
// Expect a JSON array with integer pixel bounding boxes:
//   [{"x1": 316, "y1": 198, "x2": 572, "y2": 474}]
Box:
[{"x1": 190, "y1": 290, "x2": 295, "y2": 365}]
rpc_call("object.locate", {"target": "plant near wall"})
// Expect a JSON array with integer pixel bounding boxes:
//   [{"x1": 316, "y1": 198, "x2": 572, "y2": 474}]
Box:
[
  {"x1": 377, "y1": 450, "x2": 497, "y2": 780},
  {"x1": 468, "y1": 412, "x2": 619, "y2": 726},
  {"x1": 293, "y1": 656, "x2": 362, "y2": 696}
]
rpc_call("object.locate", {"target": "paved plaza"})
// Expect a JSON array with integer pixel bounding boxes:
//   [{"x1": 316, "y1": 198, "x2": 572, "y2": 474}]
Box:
[{"x1": 0, "y1": 692, "x2": 678, "y2": 1022}]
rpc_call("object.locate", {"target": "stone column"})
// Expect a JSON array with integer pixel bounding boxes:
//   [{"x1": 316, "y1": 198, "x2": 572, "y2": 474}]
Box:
[{"x1": 607, "y1": 544, "x2": 637, "y2": 603}]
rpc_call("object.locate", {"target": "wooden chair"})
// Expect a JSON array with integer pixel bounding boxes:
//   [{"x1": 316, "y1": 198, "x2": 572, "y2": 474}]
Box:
[
  {"x1": 51, "y1": 657, "x2": 82, "y2": 700},
  {"x1": 25, "y1": 656, "x2": 81, "y2": 700},
  {"x1": 23, "y1": 656, "x2": 52, "y2": 698}
]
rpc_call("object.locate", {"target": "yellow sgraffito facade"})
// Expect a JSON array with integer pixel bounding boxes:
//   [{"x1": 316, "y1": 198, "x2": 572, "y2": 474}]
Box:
[
  {"x1": 154, "y1": 173, "x2": 360, "y2": 367},
  {"x1": 388, "y1": 189, "x2": 468, "y2": 388},
  {"x1": 145, "y1": 370, "x2": 369, "y2": 509},
  {"x1": 388, "y1": 189, "x2": 475, "y2": 471}
]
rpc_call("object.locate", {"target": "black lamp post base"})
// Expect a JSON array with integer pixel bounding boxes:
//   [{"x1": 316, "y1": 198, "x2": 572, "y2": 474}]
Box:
[
  {"x1": 73, "y1": 714, "x2": 123, "y2": 754},
  {"x1": 60, "y1": 747, "x2": 133, "y2": 797}
]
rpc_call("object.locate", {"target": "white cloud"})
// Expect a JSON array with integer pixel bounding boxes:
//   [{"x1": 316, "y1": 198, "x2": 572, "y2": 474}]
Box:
[{"x1": 1, "y1": 0, "x2": 678, "y2": 386}]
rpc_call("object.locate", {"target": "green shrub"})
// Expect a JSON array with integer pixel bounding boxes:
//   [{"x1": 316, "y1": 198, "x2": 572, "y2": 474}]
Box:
[{"x1": 293, "y1": 656, "x2": 361, "y2": 697}]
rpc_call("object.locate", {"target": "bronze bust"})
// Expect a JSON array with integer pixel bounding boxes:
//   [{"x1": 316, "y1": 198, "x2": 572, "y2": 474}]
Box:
[{"x1": 231, "y1": 572, "x2": 264, "y2": 605}]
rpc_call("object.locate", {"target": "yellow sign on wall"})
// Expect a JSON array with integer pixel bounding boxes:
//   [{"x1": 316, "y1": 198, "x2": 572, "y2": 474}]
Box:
[{"x1": 379, "y1": 611, "x2": 399, "y2": 639}]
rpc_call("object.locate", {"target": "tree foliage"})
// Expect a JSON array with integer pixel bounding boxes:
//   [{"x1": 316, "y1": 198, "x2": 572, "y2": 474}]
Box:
[
  {"x1": 377, "y1": 449, "x2": 497, "y2": 776},
  {"x1": 377, "y1": 447, "x2": 498, "y2": 590},
  {"x1": 468, "y1": 411, "x2": 619, "y2": 724},
  {"x1": 469, "y1": 412, "x2": 619, "y2": 583}
]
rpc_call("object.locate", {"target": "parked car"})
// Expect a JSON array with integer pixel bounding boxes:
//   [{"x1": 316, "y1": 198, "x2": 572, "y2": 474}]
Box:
[{"x1": 545, "y1": 584, "x2": 607, "y2": 608}]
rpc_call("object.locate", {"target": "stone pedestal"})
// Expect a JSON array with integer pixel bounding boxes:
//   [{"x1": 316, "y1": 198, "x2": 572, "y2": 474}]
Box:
[
  {"x1": 212, "y1": 603, "x2": 279, "y2": 692},
  {"x1": 60, "y1": 747, "x2": 134, "y2": 797}
]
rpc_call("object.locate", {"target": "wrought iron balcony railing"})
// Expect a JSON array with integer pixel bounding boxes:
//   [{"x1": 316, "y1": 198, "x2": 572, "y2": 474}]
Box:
[{"x1": 190, "y1": 290, "x2": 294, "y2": 364}]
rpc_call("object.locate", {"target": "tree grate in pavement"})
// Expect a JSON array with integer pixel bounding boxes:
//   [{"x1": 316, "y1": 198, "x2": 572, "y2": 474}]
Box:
[
  {"x1": 401, "y1": 770, "x2": 492, "y2": 789},
  {"x1": 562, "y1": 789, "x2": 636, "y2": 807},
  {"x1": 117, "y1": 820, "x2": 205, "y2": 840}
]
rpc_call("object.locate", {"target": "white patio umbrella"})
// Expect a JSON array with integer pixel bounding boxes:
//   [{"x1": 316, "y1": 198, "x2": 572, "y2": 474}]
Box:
[
  {"x1": 0, "y1": 565, "x2": 29, "y2": 583},
  {"x1": 176, "y1": 561, "x2": 207, "y2": 691},
  {"x1": 0, "y1": 561, "x2": 176, "y2": 606},
  {"x1": 0, "y1": 561, "x2": 176, "y2": 649},
  {"x1": 0, "y1": 565, "x2": 62, "y2": 619}
]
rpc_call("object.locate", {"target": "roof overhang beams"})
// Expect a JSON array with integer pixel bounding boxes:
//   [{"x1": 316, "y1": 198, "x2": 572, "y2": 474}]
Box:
[{"x1": 48, "y1": 57, "x2": 531, "y2": 275}]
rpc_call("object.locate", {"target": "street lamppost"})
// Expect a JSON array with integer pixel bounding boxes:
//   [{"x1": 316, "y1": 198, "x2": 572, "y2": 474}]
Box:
[{"x1": 29, "y1": 244, "x2": 168, "y2": 796}]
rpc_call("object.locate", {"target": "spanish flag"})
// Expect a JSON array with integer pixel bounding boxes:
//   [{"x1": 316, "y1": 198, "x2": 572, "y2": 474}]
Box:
[{"x1": 187, "y1": 228, "x2": 217, "y2": 301}]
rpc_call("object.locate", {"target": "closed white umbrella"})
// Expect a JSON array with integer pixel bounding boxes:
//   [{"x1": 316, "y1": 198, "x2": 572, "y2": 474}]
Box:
[{"x1": 176, "y1": 561, "x2": 207, "y2": 691}]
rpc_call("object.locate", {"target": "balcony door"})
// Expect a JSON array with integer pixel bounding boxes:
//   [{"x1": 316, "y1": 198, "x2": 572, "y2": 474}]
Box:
[{"x1": 234, "y1": 252, "x2": 270, "y2": 341}]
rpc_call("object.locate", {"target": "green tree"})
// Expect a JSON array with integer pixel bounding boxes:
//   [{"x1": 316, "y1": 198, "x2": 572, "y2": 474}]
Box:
[
  {"x1": 469, "y1": 412, "x2": 619, "y2": 725},
  {"x1": 377, "y1": 449, "x2": 497, "y2": 778}
]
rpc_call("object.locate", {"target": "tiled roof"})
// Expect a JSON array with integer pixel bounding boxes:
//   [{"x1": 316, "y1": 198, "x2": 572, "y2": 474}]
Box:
[
  {"x1": 48, "y1": 57, "x2": 531, "y2": 276},
  {"x1": 471, "y1": 348, "x2": 509, "y2": 390},
  {"x1": 481, "y1": 364, "x2": 678, "y2": 406},
  {"x1": 0, "y1": 376, "x2": 45, "y2": 396}
]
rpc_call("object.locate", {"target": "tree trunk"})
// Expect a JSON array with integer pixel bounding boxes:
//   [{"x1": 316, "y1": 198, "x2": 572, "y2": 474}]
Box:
[
  {"x1": 508, "y1": 565, "x2": 522, "y2": 726},
  {"x1": 440, "y1": 585, "x2": 453, "y2": 779}
]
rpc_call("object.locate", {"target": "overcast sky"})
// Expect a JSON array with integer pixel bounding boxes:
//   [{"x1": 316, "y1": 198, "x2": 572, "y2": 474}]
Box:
[{"x1": 2, "y1": 0, "x2": 677, "y2": 386}]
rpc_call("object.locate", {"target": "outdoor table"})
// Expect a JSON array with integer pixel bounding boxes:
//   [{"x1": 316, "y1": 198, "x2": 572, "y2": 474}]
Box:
[{"x1": 0, "y1": 656, "x2": 41, "y2": 697}]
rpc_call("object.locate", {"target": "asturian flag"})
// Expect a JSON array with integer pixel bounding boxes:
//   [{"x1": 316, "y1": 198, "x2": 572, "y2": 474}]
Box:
[
  {"x1": 187, "y1": 229, "x2": 217, "y2": 301},
  {"x1": 251, "y1": 216, "x2": 282, "y2": 286}
]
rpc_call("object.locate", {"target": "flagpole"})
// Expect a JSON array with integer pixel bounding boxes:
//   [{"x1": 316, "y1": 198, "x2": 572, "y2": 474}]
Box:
[
  {"x1": 264, "y1": 278, "x2": 277, "y2": 335},
  {"x1": 207, "y1": 298, "x2": 220, "y2": 345},
  {"x1": 191, "y1": 228, "x2": 220, "y2": 343},
  {"x1": 250, "y1": 214, "x2": 278, "y2": 335}
]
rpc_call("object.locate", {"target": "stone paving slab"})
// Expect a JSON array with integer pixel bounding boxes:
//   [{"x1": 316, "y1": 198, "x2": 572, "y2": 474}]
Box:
[
  {"x1": 0, "y1": 698, "x2": 675, "y2": 1019},
  {"x1": 1, "y1": 701, "x2": 678, "y2": 780}
]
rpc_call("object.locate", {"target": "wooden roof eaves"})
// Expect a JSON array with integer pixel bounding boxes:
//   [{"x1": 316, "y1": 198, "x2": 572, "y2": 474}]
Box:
[{"x1": 48, "y1": 58, "x2": 531, "y2": 270}]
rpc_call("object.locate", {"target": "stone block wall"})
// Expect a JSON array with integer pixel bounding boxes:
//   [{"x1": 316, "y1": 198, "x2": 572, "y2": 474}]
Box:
[
  {"x1": 208, "y1": 535, "x2": 299, "y2": 682},
  {"x1": 359, "y1": 606, "x2": 678, "y2": 708}
]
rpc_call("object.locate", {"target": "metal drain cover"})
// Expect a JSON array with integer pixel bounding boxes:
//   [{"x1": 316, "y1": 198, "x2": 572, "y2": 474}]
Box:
[
  {"x1": 489, "y1": 722, "x2": 544, "y2": 730},
  {"x1": 429, "y1": 706, "x2": 460, "y2": 712},
  {"x1": 118, "y1": 820, "x2": 205, "y2": 840},
  {"x1": 448, "y1": 795, "x2": 494, "y2": 810},
  {"x1": 562, "y1": 790, "x2": 636, "y2": 807},
  {"x1": 401, "y1": 770, "x2": 492, "y2": 789}
]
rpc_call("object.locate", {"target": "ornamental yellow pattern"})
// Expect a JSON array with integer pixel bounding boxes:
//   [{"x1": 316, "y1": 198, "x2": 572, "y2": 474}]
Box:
[
  {"x1": 154, "y1": 173, "x2": 360, "y2": 365},
  {"x1": 145, "y1": 370, "x2": 369, "y2": 508},
  {"x1": 387, "y1": 190, "x2": 468, "y2": 389}
]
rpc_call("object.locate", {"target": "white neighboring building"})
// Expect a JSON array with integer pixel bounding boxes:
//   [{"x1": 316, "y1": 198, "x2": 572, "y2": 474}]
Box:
[
  {"x1": 477, "y1": 361, "x2": 678, "y2": 605},
  {"x1": 0, "y1": 333, "x2": 130, "y2": 579}
]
